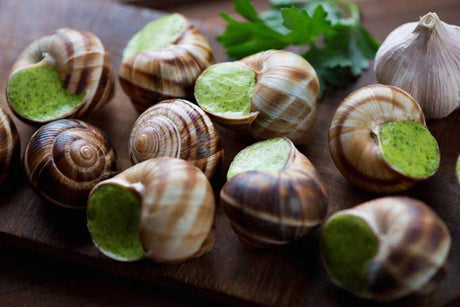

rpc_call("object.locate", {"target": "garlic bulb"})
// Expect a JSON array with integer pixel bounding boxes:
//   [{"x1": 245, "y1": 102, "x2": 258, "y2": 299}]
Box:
[
  {"x1": 24, "y1": 119, "x2": 117, "y2": 208},
  {"x1": 195, "y1": 50, "x2": 319, "y2": 144},
  {"x1": 0, "y1": 107, "x2": 20, "y2": 183},
  {"x1": 221, "y1": 138, "x2": 327, "y2": 248},
  {"x1": 375, "y1": 12, "x2": 460, "y2": 119},
  {"x1": 7, "y1": 28, "x2": 114, "y2": 124},
  {"x1": 321, "y1": 196, "x2": 451, "y2": 301},
  {"x1": 129, "y1": 99, "x2": 222, "y2": 179},
  {"x1": 119, "y1": 14, "x2": 214, "y2": 112},
  {"x1": 87, "y1": 157, "x2": 215, "y2": 263},
  {"x1": 329, "y1": 84, "x2": 440, "y2": 193}
]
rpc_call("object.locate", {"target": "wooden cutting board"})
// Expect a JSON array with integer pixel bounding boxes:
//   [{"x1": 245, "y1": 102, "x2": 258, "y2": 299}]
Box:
[{"x1": 0, "y1": 0, "x2": 459, "y2": 306}]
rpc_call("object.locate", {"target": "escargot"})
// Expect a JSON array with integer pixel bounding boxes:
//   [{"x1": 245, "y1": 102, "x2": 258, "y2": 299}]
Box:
[
  {"x1": 194, "y1": 50, "x2": 319, "y2": 144},
  {"x1": 24, "y1": 119, "x2": 117, "y2": 208},
  {"x1": 321, "y1": 196, "x2": 451, "y2": 301},
  {"x1": 0, "y1": 107, "x2": 20, "y2": 183},
  {"x1": 87, "y1": 157, "x2": 215, "y2": 263},
  {"x1": 119, "y1": 13, "x2": 214, "y2": 112},
  {"x1": 7, "y1": 28, "x2": 114, "y2": 124},
  {"x1": 329, "y1": 84, "x2": 440, "y2": 193},
  {"x1": 221, "y1": 138, "x2": 327, "y2": 248},
  {"x1": 129, "y1": 99, "x2": 222, "y2": 179}
]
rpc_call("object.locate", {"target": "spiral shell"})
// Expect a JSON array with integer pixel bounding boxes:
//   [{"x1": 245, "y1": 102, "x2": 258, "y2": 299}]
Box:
[
  {"x1": 221, "y1": 138, "x2": 327, "y2": 248},
  {"x1": 329, "y1": 84, "x2": 431, "y2": 193},
  {"x1": 24, "y1": 119, "x2": 117, "y2": 208},
  {"x1": 119, "y1": 14, "x2": 214, "y2": 112},
  {"x1": 7, "y1": 28, "x2": 114, "y2": 123},
  {"x1": 196, "y1": 50, "x2": 319, "y2": 144},
  {"x1": 129, "y1": 99, "x2": 222, "y2": 179},
  {"x1": 0, "y1": 108, "x2": 20, "y2": 183},
  {"x1": 88, "y1": 157, "x2": 215, "y2": 263},
  {"x1": 321, "y1": 196, "x2": 451, "y2": 301}
]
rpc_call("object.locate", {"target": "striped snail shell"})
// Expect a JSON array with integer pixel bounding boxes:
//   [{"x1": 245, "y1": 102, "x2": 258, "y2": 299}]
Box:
[
  {"x1": 87, "y1": 157, "x2": 215, "y2": 263},
  {"x1": 24, "y1": 119, "x2": 117, "y2": 209},
  {"x1": 0, "y1": 108, "x2": 20, "y2": 183},
  {"x1": 221, "y1": 138, "x2": 327, "y2": 248},
  {"x1": 195, "y1": 50, "x2": 319, "y2": 144},
  {"x1": 7, "y1": 28, "x2": 114, "y2": 124},
  {"x1": 321, "y1": 196, "x2": 451, "y2": 301},
  {"x1": 329, "y1": 84, "x2": 440, "y2": 193},
  {"x1": 119, "y1": 14, "x2": 214, "y2": 112},
  {"x1": 129, "y1": 99, "x2": 222, "y2": 179}
]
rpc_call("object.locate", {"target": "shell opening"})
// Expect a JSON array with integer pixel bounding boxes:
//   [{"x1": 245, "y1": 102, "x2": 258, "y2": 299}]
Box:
[
  {"x1": 379, "y1": 120, "x2": 440, "y2": 178},
  {"x1": 87, "y1": 184, "x2": 145, "y2": 261},
  {"x1": 7, "y1": 66, "x2": 84, "y2": 122},
  {"x1": 227, "y1": 138, "x2": 291, "y2": 179},
  {"x1": 195, "y1": 63, "x2": 256, "y2": 119},
  {"x1": 122, "y1": 13, "x2": 186, "y2": 61},
  {"x1": 322, "y1": 214, "x2": 378, "y2": 297}
]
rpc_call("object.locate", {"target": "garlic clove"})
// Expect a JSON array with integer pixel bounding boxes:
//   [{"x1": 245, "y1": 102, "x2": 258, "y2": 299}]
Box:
[
  {"x1": 87, "y1": 157, "x2": 215, "y2": 263},
  {"x1": 0, "y1": 107, "x2": 20, "y2": 183},
  {"x1": 329, "y1": 84, "x2": 440, "y2": 193},
  {"x1": 119, "y1": 14, "x2": 214, "y2": 113},
  {"x1": 194, "y1": 50, "x2": 319, "y2": 144},
  {"x1": 375, "y1": 12, "x2": 460, "y2": 119},
  {"x1": 221, "y1": 137, "x2": 327, "y2": 248},
  {"x1": 7, "y1": 28, "x2": 114, "y2": 124},
  {"x1": 321, "y1": 196, "x2": 451, "y2": 301}
]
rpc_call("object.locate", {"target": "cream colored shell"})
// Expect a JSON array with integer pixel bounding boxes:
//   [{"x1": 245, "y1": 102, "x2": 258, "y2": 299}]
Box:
[
  {"x1": 329, "y1": 84, "x2": 427, "y2": 193},
  {"x1": 375, "y1": 12, "x2": 460, "y2": 119},
  {"x1": 0, "y1": 107, "x2": 20, "y2": 183},
  {"x1": 129, "y1": 99, "x2": 222, "y2": 179},
  {"x1": 323, "y1": 196, "x2": 451, "y2": 301},
  {"x1": 7, "y1": 28, "x2": 114, "y2": 123},
  {"x1": 119, "y1": 15, "x2": 214, "y2": 112}
]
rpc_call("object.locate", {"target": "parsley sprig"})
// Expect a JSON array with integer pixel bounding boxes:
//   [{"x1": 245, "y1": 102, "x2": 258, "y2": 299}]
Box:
[{"x1": 217, "y1": 0, "x2": 380, "y2": 95}]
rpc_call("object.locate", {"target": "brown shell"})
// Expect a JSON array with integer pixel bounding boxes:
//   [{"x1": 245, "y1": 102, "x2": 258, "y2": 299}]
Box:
[
  {"x1": 129, "y1": 99, "x2": 222, "y2": 179},
  {"x1": 24, "y1": 119, "x2": 117, "y2": 209},
  {"x1": 7, "y1": 28, "x2": 114, "y2": 124},
  {"x1": 89, "y1": 157, "x2": 215, "y2": 263},
  {"x1": 329, "y1": 84, "x2": 428, "y2": 193},
  {"x1": 322, "y1": 196, "x2": 451, "y2": 301},
  {"x1": 220, "y1": 138, "x2": 327, "y2": 248},
  {"x1": 0, "y1": 107, "x2": 20, "y2": 183},
  {"x1": 197, "y1": 50, "x2": 319, "y2": 144},
  {"x1": 119, "y1": 15, "x2": 214, "y2": 112}
]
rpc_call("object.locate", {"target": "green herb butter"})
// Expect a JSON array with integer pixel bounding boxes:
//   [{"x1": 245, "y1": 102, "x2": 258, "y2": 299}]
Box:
[
  {"x1": 87, "y1": 185, "x2": 145, "y2": 261},
  {"x1": 227, "y1": 138, "x2": 290, "y2": 179},
  {"x1": 379, "y1": 120, "x2": 440, "y2": 178},
  {"x1": 456, "y1": 156, "x2": 460, "y2": 185},
  {"x1": 122, "y1": 13, "x2": 186, "y2": 61},
  {"x1": 322, "y1": 214, "x2": 378, "y2": 297},
  {"x1": 195, "y1": 63, "x2": 255, "y2": 118},
  {"x1": 7, "y1": 66, "x2": 84, "y2": 122}
]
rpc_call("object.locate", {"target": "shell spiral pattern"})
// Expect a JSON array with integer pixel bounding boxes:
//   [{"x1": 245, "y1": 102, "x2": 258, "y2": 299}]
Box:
[
  {"x1": 0, "y1": 108, "x2": 20, "y2": 183},
  {"x1": 329, "y1": 84, "x2": 426, "y2": 193},
  {"x1": 221, "y1": 139, "x2": 327, "y2": 248},
  {"x1": 24, "y1": 119, "x2": 117, "y2": 208},
  {"x1": 129, "y1": 99, "x2": 222, "y2": 179},
  {"x1": 119, "y1": 17, "x2": 214, "y2": 112},
  {"x1": 8, "y1": 28, "x2": 114, "y2": 123}
]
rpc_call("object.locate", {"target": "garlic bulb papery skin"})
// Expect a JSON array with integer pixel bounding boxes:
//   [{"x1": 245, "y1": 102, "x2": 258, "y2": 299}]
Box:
[{"x1": 375, "y1": 12, "x2": 460, "y2": 119}]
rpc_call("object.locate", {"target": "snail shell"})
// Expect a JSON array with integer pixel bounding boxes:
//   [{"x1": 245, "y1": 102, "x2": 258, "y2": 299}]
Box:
[
  {"x1": 0, "y1": 107, "x2": 20, "y2": 183},
  {"x1": 129, "y1": 99, "x2": 222, "y2": 179},
  {"x1": 329, "y1": 84, "x2": 432, "y2": 193},
  {"x1": 24, "y1": 119, "x2": 117, "y2": 208},
  {"x1": 119, "y1": 14, "x2": 214, "y2": 112},
  {"x1": 321, "y1": 196, "x2": 451, "y2": 301},
  {"x1": 88, "y1": 157, "x2": 215, "y2": 263},
  {"x1": 7, "y1": 28, "x2": 114, "y2": 124},
  {"x1": 196, "y1": 50, "x2": 319, "y2": 144},
  {"x1": 221, "y1": 138, "x2": 327, "y2": 248}
]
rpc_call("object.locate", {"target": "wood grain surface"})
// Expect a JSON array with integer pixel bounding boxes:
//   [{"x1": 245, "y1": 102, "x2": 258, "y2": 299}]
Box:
[{"x1": 0, "y1": 0, "x2": 459, "y2": 306}]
